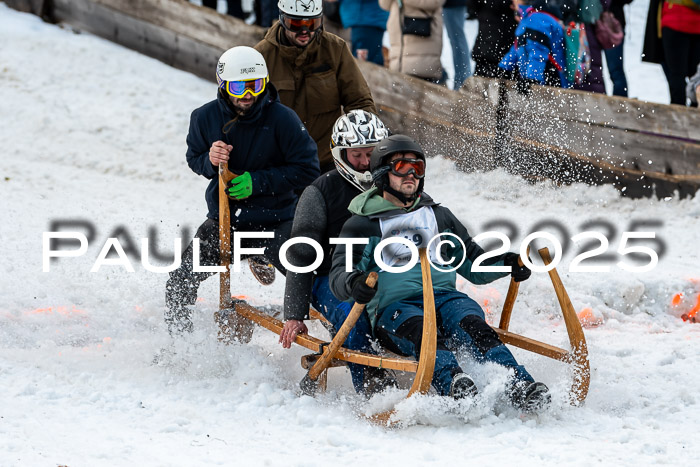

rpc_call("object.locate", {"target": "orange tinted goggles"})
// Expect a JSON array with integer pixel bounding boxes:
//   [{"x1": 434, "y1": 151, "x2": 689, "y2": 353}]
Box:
[
  {"x1": 279, "y1": 14, "x2": 323, "y2": 33},
  {"x1": 390, "y1": 159, "x2": 425, "y2": 178}
]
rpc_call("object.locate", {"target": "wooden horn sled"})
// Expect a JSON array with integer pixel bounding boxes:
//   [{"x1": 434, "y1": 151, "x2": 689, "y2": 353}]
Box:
[{"x1": 215, "y1": 173, "x2": 591, "y2": 422}]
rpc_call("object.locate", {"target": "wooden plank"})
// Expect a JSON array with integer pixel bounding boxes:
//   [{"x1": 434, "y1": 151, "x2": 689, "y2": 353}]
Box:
[
  {"x1": 51, "y1": 0, "x2": 223, "y2": 80},
  {"x1": 87, "y1": 0, "x2": 264, "y2": 49},
  {"x1": 539, "y1": 248, "x2": 590, "y2": 404},
  {"x1": 234, "y1": 301, "x2": 419, "y2": 373},
  {"x1": 10, "y1": 0, "x2": 700, "y2": 197},
  {"x1": 493, "y1": 328, "x2": 569, "y2": 361},
  {"x1": 307, "y1": 272, "x2": 378, "y2": 381},
  {"x1": 464, "y1": 76, "x2": 700, "y2": 142}
]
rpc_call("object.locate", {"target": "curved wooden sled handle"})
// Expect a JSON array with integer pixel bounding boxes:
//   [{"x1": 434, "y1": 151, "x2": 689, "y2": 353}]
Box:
[
  {"x1": 300, "y1": 272, "x2": 379, "y2": 395},
  {"x1": 371, "y1": 248, "x2": 437, "y2": 425},
  {"x1": 539, "y1": 247, "x2": 590, "y2": 404},
  {"x1": 215, "y1": 163, "x2": 254, "y2": 343}
]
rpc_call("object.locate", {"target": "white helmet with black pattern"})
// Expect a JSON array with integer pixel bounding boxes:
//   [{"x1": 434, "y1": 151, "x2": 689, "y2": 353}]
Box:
[{"x1": 330, "y1": 110, "x2": 390, "y2": 191}]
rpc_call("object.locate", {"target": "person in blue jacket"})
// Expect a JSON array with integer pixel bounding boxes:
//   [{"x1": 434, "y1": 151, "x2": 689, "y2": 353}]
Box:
[
  {"x1": 165, "y1": 46, "x2": 320, "y2": 335},
  {"x1": 499, "y1": 0, "x2": 569, "y2": 88},
  {"x1": 338, "y1": 0, "x2": 389, "y2": 66}
]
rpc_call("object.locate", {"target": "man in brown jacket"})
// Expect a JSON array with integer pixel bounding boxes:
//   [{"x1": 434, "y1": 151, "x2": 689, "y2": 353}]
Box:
[{"x1": 255, "y1": 0, "x2": 377, "y2": 172}]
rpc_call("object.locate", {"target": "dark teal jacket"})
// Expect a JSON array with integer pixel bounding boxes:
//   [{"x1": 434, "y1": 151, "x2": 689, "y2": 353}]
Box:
[{"x1": 329, "y1": 189, "x2": 511, "y2": 328}]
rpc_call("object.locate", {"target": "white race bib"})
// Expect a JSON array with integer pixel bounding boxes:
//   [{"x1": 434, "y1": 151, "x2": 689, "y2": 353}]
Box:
[{"x1": 378, "y1": 206, "x2": 443, "y2": 267}]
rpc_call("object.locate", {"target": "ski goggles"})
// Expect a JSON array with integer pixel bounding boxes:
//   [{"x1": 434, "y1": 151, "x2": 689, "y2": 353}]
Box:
[
  {"x1": 279, "y1": 13, "x2": 323, "y2": 33},
  {"x1": 218, "y1": 76, "x2": 268, "y2": 98},
  {"x1": 389, "y1": 158, "x2": 425, "y2": 178}
]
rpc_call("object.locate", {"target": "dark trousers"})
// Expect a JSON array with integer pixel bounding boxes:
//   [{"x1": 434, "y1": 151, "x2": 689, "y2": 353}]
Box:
[
  {"x1": 662, "y1": 27, "x2": 700, "y2": 106},
  {"x1": 201, "y1": 0, "x2": 246, "y2": 20},
  {"x1": 604, "y1": 37, "x2": 628, "y2": 97},
  {"x1": 258, "y1": 0, "x2": 279, "y2": 27},
  {"x1": 311, "y1": 276, "x2": 375, "y2": 393},
  {"x1": 165, "y1": 217, "x2": 292, "y2": 325},
  {"x1": 375, "y1": 291, "x2": 533, "y2": 396},
  {"x1": 350, "y1": 26, "x2": 385, "y2": 66}
]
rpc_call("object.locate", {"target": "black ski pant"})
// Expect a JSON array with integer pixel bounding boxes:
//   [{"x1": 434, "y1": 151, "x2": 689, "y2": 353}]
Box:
[
  {"x1": 662, "y1": 27, "x2": 700, "y2": 106},
  {"x1": 165, "y1": 217, "x2": 292, "y2": 326}
]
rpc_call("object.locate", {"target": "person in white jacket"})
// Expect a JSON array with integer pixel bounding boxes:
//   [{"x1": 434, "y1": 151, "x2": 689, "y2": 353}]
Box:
[{"x1": 380, "y1": 0, "x2": 446, "y2": 83}]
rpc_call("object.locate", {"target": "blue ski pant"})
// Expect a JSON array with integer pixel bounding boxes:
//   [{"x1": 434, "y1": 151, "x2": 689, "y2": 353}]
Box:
[
  {"x1": 311, "y1": 276, "x2": 374, "y2": 393},
  {"x1": 375, "y1": 290, "x2": 534, "y2": 396}
]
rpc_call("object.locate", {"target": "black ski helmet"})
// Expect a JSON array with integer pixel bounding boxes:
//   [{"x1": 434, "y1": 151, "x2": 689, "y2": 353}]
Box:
[
  {"x1": 370, "y1": 134, "x2": 426, "y2": 201},
  {"x1": 370, "y1": 134, "x2": 426, "y2": 172}
]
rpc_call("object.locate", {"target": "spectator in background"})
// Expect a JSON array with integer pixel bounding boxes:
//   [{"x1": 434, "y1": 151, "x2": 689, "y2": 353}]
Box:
[
  {"x1": 202, "y1": 0, "x2": 247, "y2": 20},
  {"x1": 467, "y1": 0, "x2": 518, "y2": 78},
  {"x1": 688, "y1": 63, "x2": 700, "y2": 105},
  {"x1": 255, "y1": 0, "x2": 377, "y2": 171},
  {"x1": 380, "y1": 0, "x2": 446, "y2": 84},
  {"x1": 338, "y1": 0, "x2": 389, "y2": 65},
  {"x1": 443, "y1": 0, "x2": 473, "y2": 89},
  {"x1": 660, "y1": 0, "x2": 700, "y2": 106},
  {"x1": 604, "y1": 0, "x2": 633, "y2": 97},
  {"x1": 258, "y1": 0, "x2": 280, "y2": 27},
  {"x1": 571, "y1": 0, "x2": 606, "y2": 94},
  {"x1": 499, "y1": 0, "x2": 569, "y2": 88}
]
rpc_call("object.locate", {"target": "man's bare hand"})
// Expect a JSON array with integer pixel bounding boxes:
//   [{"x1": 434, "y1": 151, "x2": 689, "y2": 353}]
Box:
[
  {"x1": 209, "y1": 141, "x2": 232, "y2": 166},
  {"x1": 279, "y1": 319, "x2": 308, "y2": 349}
]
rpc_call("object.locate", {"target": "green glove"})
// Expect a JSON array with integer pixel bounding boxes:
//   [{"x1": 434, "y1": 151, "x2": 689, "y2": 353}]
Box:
[{"x1": 227, "y1": 171, "x2": 253, "y2": 200}]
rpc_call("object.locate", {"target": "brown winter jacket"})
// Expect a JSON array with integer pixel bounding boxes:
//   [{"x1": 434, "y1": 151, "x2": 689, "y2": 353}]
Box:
[
  {"x1": 380, "y1": 0, "x2": 444, "y2": 80},
  {"x1": 255, "y1": 23, "x2": 376, "y2": 169}
]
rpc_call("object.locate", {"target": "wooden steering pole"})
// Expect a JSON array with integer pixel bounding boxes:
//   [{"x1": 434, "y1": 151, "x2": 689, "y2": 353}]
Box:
[
  {"x1": 538, "y1": 247, "x2": 590, "y2": 404},
  {"x1": 215, "y1": 162, "x2": 253, "y2": 343},
  {"x1": 370, "y1": 248, "x2": 437, "y2": 425}
]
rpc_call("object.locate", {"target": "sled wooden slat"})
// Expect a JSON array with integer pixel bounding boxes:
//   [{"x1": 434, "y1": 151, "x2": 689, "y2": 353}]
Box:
[
  {"x1": 218, "y1": 164, "x2": 254, "y2": 343},
  {"x1": 218, "y1": 163, "x2": 236, "y2": 311},
  {"x1": 309, "y1": 309, "x2": 331, "y2": 325},
  {"x1": 493, "y1": 328, "x2": 568, "y2": 361},
  {"x1": 539, "y1": 247, "x2": 590, "y2": 404},
  {"x1": 307, "y1": 273, "x2": 378, "y2": 382},
  {"x1": 233, "y1": 301, "x2": 419, "y2": 373},
  {"x1": 371, "y1": 248, "x2": 437, "y2": 425},
  {"x1": 301, "y1": 354, "x2": 347, "y2": 370}
]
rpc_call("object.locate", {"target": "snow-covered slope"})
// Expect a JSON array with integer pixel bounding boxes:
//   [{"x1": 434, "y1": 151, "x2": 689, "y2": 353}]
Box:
[{"x1": 1, "y1": 3, "x2": 698, "y2": 465}]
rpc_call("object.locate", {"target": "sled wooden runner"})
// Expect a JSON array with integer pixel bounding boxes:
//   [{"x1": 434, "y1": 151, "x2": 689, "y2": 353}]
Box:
[
  {"x1": 491, "y1": 247, "x2": 590, "y2": 404},
  {"x1": 215, "y1": 174, "x2": 590, "y2": 416},
  {"x1": 370, "y1": 247, "x2": 438, "y2": 426}
]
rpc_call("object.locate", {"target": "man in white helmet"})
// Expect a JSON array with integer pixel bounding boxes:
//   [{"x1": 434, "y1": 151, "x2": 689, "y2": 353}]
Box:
[
  {"x1": 279, "y1": 110, "x2": 396, "y2": 396},
  {"x1": 255, "y1": 0, "x2": 377, "y2": 172},
  {"x1": 165, "y1": 46, "x2": 320, "y2": 335}
]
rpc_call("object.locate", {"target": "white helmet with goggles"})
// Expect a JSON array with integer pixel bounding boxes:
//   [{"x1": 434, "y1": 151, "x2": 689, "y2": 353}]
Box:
[
  {"x1": 216, "y1": 46, "x2": 269, "y2": 98},
  {"x1": 331, "y1": 110, "x2": 389, "y2": 191},
  {"x1": 278, "y1": 0, "x2": 324, "y2": 33},
  {"x1": 278, "y1": 0, "x2": 323, "y2": 17}
]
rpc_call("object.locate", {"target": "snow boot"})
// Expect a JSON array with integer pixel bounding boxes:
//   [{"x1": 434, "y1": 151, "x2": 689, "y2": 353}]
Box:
[
  {"x1": 510, "y1": 381, "x2": 551, "y2": 412},
  {"x1": 363, "y1": 367, "x2": 399, "y2": 396},
  {"x1": 449, "y1": 372, "x2": 478, "y2": 400},
  {"x1": 248, "y1": 255, "x2": 276, "y2": 285}
]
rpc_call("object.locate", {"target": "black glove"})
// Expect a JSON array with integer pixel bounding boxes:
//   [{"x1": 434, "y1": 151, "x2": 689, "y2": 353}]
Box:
[
  {"x1": 503, "y1": 253, "x2": 531, "y2": 282},
  {"x1": 350, "y1": 274, "x2": 377, "y2": 305}
]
